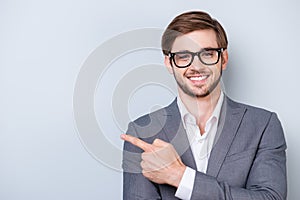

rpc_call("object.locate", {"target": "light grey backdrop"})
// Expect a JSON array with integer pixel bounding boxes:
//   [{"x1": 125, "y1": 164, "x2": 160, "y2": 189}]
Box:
[{"x1": 1, "y1": 0, "x2": 299, "y2": 199}]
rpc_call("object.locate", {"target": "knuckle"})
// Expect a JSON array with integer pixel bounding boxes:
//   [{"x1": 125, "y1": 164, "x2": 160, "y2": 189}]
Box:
[
  {"x1": 141, "y1": 152, "x2": 146, "y2": 160},
  {"x1": 143, "y1": 171, "x2": 152, "y2": 179},
  {"x1": 153, "y1": 138, "x2": 160, "y2": 144},
  {"x1": 140, "y1": 160, "x2": 145, "y2": 168},
  {"x1": 153, "y1": 138, "x2": 163, "y2": 146}
]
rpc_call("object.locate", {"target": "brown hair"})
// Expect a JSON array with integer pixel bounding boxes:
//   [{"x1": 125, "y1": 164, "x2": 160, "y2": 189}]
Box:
[{"x1": 161, "y1": 11, "x2": 228, "y2": 55}]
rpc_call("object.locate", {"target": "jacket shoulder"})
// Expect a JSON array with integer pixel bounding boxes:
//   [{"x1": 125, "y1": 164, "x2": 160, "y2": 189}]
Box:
[
  {"x1": 131, "y1": 99, "x2": 177, "y2": 127},
  {"x1": 227, "y1": 97, "x2": 274, "y2": 115},
  {"x1": 126, "y1": 99, "x2": 177, "y2": 140}
]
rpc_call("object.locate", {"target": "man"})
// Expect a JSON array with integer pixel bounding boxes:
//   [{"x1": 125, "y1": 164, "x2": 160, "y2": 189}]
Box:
[{"x1": 121, "y1": 11, "x2": 287, "y2": 200}]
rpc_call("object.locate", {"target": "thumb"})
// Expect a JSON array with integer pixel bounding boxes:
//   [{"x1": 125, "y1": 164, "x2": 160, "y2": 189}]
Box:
[{"x1": 152, "y1": 138, "x2": 169, "y2": 147}]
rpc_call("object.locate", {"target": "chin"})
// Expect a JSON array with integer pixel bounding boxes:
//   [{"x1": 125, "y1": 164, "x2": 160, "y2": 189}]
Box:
[
  {"x1": 194, "y1": 92, "x2": 210, "y2": 98},
  {"x1": 186, "y1": 89, "x2": 210, "y2": 98}
]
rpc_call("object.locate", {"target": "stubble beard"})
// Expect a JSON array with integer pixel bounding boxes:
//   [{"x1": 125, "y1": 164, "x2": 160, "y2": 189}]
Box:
[{"x1": 174, "y1": 69, "x2": 222, "y2": 98}]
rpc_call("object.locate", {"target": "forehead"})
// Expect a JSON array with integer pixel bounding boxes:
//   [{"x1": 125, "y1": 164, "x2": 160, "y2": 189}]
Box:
[{"x1": 171, "y1": 29, "x2": 218, "y2": 52}]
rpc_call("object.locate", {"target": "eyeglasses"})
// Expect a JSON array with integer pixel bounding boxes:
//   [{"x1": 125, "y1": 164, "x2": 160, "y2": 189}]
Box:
[{"x1": 169, "y1": 48, "x2": 225, "y2": 68}]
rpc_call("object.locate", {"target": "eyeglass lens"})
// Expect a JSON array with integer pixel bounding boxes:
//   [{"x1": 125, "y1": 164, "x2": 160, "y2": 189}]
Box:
[{"x1": 172, "y1": 49, "x2": 221, "y2": 67}]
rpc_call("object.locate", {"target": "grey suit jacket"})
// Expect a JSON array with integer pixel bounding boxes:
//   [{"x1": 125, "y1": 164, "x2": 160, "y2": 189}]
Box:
[{"x1": 122, "y1": 96, "x2": 287, "y2": 200}]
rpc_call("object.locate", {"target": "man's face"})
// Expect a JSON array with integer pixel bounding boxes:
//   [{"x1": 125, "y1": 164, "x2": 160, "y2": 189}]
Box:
[{"x1": 164, "y1": 29, "x2": 228, "y2": 98}]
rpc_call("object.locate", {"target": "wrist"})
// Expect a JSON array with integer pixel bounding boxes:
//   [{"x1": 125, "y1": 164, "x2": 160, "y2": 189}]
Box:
[{"x1": 169, "y1": 165, "x2": 186, "y2": 187}]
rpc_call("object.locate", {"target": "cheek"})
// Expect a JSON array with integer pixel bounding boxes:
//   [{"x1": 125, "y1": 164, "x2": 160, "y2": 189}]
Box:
[
  {"x1": 211, "y1": 65, "x2": 222, "y2": 74},
  {"x1": 168, "y1": 66, "x2": 174, "y2": 74},
  {"x1": 173, "y1": 68, "x2": 187, "y2": 77}
]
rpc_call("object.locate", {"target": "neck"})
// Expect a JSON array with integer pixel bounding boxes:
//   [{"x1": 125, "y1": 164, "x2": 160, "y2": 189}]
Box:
[{"x1": 178, "y1": 85, "x2": 221, "y2": 129}]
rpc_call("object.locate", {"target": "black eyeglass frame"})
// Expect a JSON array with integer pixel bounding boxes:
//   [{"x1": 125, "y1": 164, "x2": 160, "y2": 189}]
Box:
[{"x1": 168, "y1": 48, "x2": 226, "y2": 68}]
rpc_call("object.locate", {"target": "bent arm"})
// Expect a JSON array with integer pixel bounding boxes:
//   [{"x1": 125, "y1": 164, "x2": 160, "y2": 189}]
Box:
[
  {"x1": 190, "y1": 113, "x2": 287, "y2": 200},
  {"x1": 122, "y1": 122, "x2": 161, "y2": 200}
]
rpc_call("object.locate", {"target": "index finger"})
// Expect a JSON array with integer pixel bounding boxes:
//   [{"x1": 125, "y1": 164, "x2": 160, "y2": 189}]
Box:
[{"x1": 120, "y1": 134, "x2": 153, "y2": 152}]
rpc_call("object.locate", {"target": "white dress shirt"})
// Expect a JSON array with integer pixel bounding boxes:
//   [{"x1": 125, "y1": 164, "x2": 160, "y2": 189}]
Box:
[{"x1": 175, "y1": 92, "x2": 224, "y2": 200}]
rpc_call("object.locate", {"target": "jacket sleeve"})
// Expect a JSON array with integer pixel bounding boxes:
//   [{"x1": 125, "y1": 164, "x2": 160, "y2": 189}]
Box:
[
  {"x1": 190, "y1": 113, "x2": 287, "y2": 200},
  {"x1": 122, "y1": 122, "x2": 161, "y2": 200}
]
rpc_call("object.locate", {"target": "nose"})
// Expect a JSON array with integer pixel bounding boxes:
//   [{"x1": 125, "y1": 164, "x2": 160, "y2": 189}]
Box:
[{"x1": 189, "y1": 55, "x2": 205, "y2": 70}]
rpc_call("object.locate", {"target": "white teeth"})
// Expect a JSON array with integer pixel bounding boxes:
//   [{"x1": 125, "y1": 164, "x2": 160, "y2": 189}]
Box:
[{"x1": 189, "y1": 76, "x2": 208, "y2": 81}]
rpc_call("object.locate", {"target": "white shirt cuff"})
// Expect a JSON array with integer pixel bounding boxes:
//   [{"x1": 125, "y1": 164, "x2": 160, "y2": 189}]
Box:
[{"x1": 175, "y1": 167, "x2": 195, "y2": 200}]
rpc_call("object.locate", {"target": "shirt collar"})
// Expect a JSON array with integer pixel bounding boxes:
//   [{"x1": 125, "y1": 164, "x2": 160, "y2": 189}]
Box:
[{"x1": 177, "y1": 92, "x2": 224, "y2": 129}]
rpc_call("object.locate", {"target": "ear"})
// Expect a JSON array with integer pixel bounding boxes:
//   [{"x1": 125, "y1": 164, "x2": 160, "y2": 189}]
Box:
[
  {"x1": 221, "y1": 49, "x2": 228, "y2": 70},
  {"x1": 164, "y1": 55, "x2": 174, "y2": 74}
]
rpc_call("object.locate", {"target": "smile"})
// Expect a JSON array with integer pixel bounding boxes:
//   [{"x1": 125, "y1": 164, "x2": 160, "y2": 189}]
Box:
[{"x1": 188, "y1": 75, "x2": 209, "y2": 81}]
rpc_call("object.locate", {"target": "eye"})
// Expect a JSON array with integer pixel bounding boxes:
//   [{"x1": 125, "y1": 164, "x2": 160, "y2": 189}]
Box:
[
  {"x1": 175, "y1": 53, "x2": 191, "y2": 60},
  {"x1": 201, "y1": 50, "x2": 215, "y2": 58}
]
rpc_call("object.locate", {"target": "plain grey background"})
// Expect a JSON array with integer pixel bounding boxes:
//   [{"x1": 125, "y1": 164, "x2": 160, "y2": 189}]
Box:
[{"x1": 1, "y1": 0, "x2": 299, "y2": 199}]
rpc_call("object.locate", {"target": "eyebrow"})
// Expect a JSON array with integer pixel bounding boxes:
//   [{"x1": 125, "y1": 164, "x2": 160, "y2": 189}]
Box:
[{"x1": 172, "y1": 47, "x2": 219, "y2": 53}]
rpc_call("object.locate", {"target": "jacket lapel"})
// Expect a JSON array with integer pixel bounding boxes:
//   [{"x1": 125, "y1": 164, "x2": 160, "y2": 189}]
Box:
[
  {"x1": 206, "y1": 97, "x2": 247, "y2": 177},
  {"x1": 159, "y1": 99, "x2": 197, "y2": 169},
  {"x1": 158, "y1": 97, "x2": 246, "y2": 175}
]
